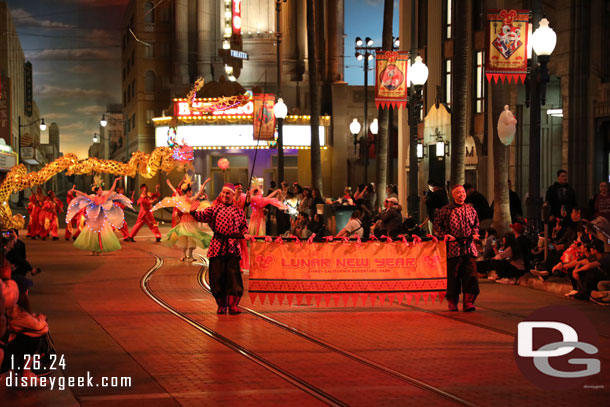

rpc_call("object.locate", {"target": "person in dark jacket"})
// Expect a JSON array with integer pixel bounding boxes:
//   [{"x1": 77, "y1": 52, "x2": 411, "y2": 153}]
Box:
[
  {"x1": 424, "y1": 180, "x2": 448, "y2": 223},
  {"x1": 545, "y1": 169, "x2": 577, "y2": 220},
  {"x1": 464, "y1": 183, "x2": 492, "y2": 227},
  {"x1": 372, "y1": 197, "x2": 403, "y2": 238}
]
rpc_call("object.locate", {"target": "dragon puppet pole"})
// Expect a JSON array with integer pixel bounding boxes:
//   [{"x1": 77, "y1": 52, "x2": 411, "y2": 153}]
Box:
[{"x1": 247, "y1": 71, "x2": 268, "y2": 193}]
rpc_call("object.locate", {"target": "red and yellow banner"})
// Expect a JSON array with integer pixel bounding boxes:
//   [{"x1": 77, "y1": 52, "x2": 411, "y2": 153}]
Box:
[
  {"x1": 253, "y1": 93, "x2": 275, "y2": 141},
  {"x1": 375, "y1": 51, "x2": 409, "y2": 109},
  {"x1": 248, "y1": 240, "x2": 447, "y2": 306},
  {"x1": 486, "y1": 9, "x2": 529, "y2": 84}
]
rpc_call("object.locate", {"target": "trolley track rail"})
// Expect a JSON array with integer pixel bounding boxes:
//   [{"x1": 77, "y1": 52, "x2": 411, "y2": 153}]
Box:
[
  {"x1": 141, "y1": 253, "x2": 348, "y2": 407},
  {"x1": 194, "y1": 255, "x2": 478, "y2": 407}
]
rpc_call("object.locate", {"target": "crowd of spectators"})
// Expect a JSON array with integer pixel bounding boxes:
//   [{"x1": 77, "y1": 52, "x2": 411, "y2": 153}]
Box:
[{"x1": 1, "y1": 229, "x2": 51, "y2": 386}]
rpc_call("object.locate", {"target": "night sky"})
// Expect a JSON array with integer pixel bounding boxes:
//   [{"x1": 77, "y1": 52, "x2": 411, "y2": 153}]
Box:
[{"x1": 6, "y1": 0, "x2": 398, "y2": 158}]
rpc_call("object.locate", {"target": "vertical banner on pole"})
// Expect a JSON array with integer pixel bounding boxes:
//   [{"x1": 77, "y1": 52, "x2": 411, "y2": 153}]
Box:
[
  {"x1": 375, "y1": 51, "x2": 410, "y2": 109},
  {"x1": 253, "y1": 93, "x2": 276, "y2": 141},
  {"x1": 486, "y1": 9, "x2": 529, "y2": 84}
]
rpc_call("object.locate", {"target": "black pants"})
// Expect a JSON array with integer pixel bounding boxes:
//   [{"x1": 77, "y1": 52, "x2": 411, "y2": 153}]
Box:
[
  {"x1": 209, "y1": 256, "x2": 243, "y2": 298},
  {"x1": 447, "y1": 256, "x2": 480, "y2": 299},
  {"x1": 493, "y1": 260, "x2": 525, "y2": 279}
]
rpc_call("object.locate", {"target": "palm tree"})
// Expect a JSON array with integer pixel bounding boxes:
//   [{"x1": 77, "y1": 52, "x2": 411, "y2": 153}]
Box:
[
  {"x1": 491, "y1": 82, "x2": 511, "y2": 235},
  {"x1": 449, "y1": 0, "x2": 472, "y2": 187},
  {"x1": 375, "y1": 0, "x2": 394, "y2": 207},
  {"x1": 306, "y1": 0, "x2": 323, "y2": 193}
]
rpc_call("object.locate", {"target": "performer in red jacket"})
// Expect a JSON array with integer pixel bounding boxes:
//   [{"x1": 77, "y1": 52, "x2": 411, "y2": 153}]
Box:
[
  {"x1": 114, "y1": 186, "x2": 132, "y2": 241},
  {"x1": 64, "y1": 185, "x2": 84, "y2": 240},
  {"x1": 26, "y1": 187, "x2": 44, "y2": 239},
  {"x1": 39, "y1": 190, "x2": 64, "y2": 240},
  {"x1": 190, "y1": 184, "x2": 248, "y2": 314},
  {"x1": 126, "y1": 183, "x2": 161, "y2": 242}
]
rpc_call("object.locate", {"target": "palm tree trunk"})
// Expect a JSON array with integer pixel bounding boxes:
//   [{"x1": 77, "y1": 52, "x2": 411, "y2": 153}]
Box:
[
  {"x1": 449, "y1": 0, "x2": 472, "y2": 187},
  {"x1": 492, "y1": 82, "x2": 511, "y2": 235},
  {"x1": 307, "y1": 0, "x2": 323, "y2": 193},
  {"x1": 375, "y1": 0, "x2": 394, "y2": 207}
]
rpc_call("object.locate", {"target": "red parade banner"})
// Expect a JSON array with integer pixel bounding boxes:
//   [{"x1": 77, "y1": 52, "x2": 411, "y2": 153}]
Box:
[
  {"x1": 248, "y1": 239, "x2": 447, "y2": 307},
  {"x1": 375, "y1": 51, "x2": 410, "y2": 109},
  {"x1": 253, "y1": 93, "x2": 275, "y2": 141},
  {"x1": 486, "y1": 9, "x2": 529, "y2": 84}
]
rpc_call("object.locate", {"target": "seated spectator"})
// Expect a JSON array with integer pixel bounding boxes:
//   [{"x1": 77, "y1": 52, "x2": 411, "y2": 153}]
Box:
[
  {"x1": 334, "y1": 186, "x2": 354, "y2": 206},
  {"x1": 372, "y1": 197, "x2": 403, "y2": 239},
  {"x1": 571, "y1": 239, "x2": 610, "y2": 300},
  {"x1": 402, "y1": 217, "x2": 424, "y2": 238},
  {"x1": 554, "y1": 241, "x2": 593, "y2": 297},
  {"x1": 308, "y1": 213, "x2": 329, "y2": 237},
  {"x1": 285, "y1": 212, "x2": 312, "y2": 239},
  {"x1": 491, "y1": 231, "x2": 528, "y2": 284},
  {"x1": 476, "y1": 228, "x2": 498, "y2": 278},
  {"x1": 310, "y1": 188, "x2": 325, "y2": 212},
  {"x1": 336, "y1": 210, "x2": 364, "y2": 238}
]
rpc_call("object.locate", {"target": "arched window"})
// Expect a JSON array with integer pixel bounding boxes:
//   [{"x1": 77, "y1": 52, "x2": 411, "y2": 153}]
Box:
[
  {"x1": 144, "y1": 2, "x2": 155, "y2": 23},
  {"x1": 145, "y1": 71, "x2": 155, "y2": 92}
]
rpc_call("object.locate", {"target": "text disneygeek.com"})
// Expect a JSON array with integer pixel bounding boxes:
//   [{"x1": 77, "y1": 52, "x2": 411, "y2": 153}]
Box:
[{"x1": 4, "y1": 371, "x2": 132, "y2": 390}]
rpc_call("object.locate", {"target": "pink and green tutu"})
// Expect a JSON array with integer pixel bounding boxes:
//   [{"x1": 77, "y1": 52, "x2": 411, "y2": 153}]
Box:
[
  {"x1": 165, "y1": 215, "x2": 211, "y2": 250},
  {"x1": 74, "y1": 223, "x2": 122, "y2": 253}
]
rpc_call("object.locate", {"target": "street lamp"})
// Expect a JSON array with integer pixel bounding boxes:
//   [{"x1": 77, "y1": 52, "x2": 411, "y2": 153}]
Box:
[
  {"x1": 350, "y1": 118, "x2": 361, "y2": 154},
  {"x1": 369, "y1": 118, "x2": 378, "y2": 136},
  {"x1": 273, "y1": 98, "x2": 288, "y2": 183},
  {"x1": 407, "y1": 56, "x2": 428, "y2": 222},
  {"x1": 355, "y1": 36, "x2": 375, "y2": 182},
  {"x1": 100, "y1": 114, "x2": 108, "y2": 128},
  {"x1": 526, "y1": 17, "x2": 557, "y2": 233},
  {"x1": 93, "y1": 133, "x2": 100, "y2": 143}
]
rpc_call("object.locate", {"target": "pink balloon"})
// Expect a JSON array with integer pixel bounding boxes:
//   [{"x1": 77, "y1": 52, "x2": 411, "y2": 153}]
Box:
[{"x1": 497, "y1": 105, "x2": 517, "y2": 146}]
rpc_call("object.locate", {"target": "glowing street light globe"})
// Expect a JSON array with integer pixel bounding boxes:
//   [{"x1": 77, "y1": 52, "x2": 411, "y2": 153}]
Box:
[
  {"x1": 369, "y1": 118, "x2": 378, "y2": 135},
  {"x1": 273, "y1": 98, "x2": 288, "y2": 120},
  {"x1": 410, "y1": 56, "x2": 429, "y2": 87},
  {"x1": 39, "y1": 118, "x2": 46, "y2": 131},
  {"x1": 349, "y1": 118, "x2": 361, "y2": 136},
  {"x1": 532, "y1": 18, "x2": 557, "y2": 57},
  {"x1": 100, "y1": 114, "x2": 107, "y2": 127}
]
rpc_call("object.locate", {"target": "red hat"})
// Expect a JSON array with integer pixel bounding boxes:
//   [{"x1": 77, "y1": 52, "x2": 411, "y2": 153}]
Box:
[{"x1": 222, "y1": 183, "x2": 236, "y2": 193}]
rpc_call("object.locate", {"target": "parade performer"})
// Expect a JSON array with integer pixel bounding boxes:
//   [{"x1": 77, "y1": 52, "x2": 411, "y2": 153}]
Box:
[
  {"x1": 26, "y1": 187, "x2": 44, "y2": 239},
  {"x1": 67, "y1": 178, "x2": 132, "y2": 255},
  {"x1": 433, "y1": 185, "x2": 480, "y2": 312},
  {"x1": 39, "y1": 190, "x2": 64, "y2": 240},
  {"x1": 126, "y1": 183, "x2": 162, "y2": 242},
  {"x1": 248, "y1": 187, "x2": 286, "y2": 236},
  {"x1": 64, "y1": 185, "x2": 84, "y2": 241},
  {"x1": 171, "y1": 175, "x2": 190, "y2": 227},
  {"x1": 114, "y1": 186, "x2": 132, "y2": 241},
  {"x1": 153, "y1": 177, "x2": 212, "y2": 261},
  {"x1": 190, "y1": 184, "x2": 248, "y2": 314}
]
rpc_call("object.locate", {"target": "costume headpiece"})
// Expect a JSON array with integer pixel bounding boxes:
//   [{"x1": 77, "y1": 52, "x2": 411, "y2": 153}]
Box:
[{"x1": 91, "y1": 174, "x2": 104, "y2": 191}]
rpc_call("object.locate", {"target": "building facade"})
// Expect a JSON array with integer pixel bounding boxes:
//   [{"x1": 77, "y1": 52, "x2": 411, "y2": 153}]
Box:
[{"x1": 397, "y1": 0, "x2": 610, "y2": 217}]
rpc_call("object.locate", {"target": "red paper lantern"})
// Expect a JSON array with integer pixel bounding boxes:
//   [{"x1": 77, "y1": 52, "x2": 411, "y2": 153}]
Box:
[{"x1": 217, "y1": 158, "x2": 230, "y2": 170}]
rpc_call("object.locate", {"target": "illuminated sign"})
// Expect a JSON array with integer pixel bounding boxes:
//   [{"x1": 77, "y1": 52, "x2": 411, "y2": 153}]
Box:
[
  {"x1": 232, "y1": 0, "x2": 242, "y2": 35},
  {"x1": 175, "y1": 101, "x2": 254, "y2": 117},
  {"x1": 155, "y1": 125, "x2": 326, "y2": 148},
  {"x1": 230, "y1": 50, "x2": 248, "y2": 59}
]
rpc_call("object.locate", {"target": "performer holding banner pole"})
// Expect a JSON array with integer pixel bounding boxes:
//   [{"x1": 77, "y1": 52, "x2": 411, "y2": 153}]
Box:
[
  {"x1": 433, "y1": 185, "x2": 480, "y2": 312},
  {"x1": 190, "y1": 183, "x2": 248, "y2": 315}
]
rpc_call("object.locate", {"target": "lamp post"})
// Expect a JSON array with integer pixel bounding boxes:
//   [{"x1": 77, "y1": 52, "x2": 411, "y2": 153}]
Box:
[
  {"x1": 407, "y1": 56, "x2": 428, "y2": 222},
  {"x1": 273, "y1": 98, "x2": 288, "y2": 183},
  {"x1": 355, "y1": 36, "x2": 375, "y2": 182},
  {"x1": 350, "y1": 118, "x2": 361, "y2": 154},
  {"x1": 17, "y1": 116, "x2": 46, "y2": 207},
  {"x1": 526, "y1": 17, "x2": 556, "y2": 233}
]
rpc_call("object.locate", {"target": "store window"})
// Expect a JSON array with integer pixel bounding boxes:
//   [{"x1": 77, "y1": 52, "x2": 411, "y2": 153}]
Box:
[
  {"x1": 144, "y1": 2, "x2": 155, "y2": 23},
  {"x1": 443, "y1": 59, "x2": 452, "y2": 106}
]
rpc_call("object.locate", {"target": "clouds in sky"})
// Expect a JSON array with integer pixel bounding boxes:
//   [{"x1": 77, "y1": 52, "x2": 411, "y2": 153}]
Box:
[{"x1": 11, "y1": 8, "x2": 75, "y2": 28}]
